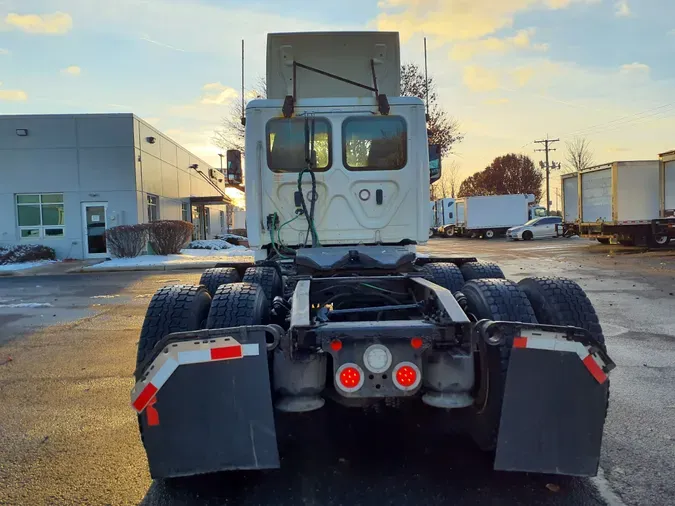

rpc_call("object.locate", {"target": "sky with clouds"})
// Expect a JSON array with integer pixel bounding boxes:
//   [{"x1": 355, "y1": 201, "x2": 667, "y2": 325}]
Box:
[{"x1": 1, "y1": 0, "x2": 674, "y2": 205}]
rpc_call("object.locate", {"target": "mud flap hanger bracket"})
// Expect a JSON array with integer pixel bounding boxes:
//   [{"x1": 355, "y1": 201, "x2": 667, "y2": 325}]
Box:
[{"x1": 474, "y1": 319, "x2": 615, "y2": 378}]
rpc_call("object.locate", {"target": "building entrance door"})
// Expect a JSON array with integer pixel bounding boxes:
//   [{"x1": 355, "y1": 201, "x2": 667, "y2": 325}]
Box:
[{"x1": 82, "y1": 202, "x2": 108, "y2": 258}]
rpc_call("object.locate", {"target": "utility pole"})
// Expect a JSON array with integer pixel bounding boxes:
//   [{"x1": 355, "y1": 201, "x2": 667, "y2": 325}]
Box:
[{"x1": 534, "y1": 136, "x2": 560, "y2": 213}]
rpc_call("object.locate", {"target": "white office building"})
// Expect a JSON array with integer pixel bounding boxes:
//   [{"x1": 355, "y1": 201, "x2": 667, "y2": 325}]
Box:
[{"x1": 0, "y1": 114, "x2": 234, "y2": 259}]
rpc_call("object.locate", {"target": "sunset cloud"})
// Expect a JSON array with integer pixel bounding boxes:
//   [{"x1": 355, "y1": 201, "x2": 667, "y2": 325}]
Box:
[
  {"x1": 4, "y1": 12, "x2": 72, "y2": 35},
  {"x1": 450, "y1": 28, "x2": 549, "y2": 61},
  {"x1": 463, "y1": 65, "x2": 501, "y2": 92}
]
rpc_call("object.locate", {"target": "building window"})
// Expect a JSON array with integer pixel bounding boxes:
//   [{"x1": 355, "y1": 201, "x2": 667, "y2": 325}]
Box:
[
  {"x1": 16, "y1": 193, "x2": 65, "y2": 239},
  {"x1": 219, "y1": 210, "x2": 225, "y2": 230},
  {"x1": 147, "y1": 194, "x2": 159, "y2": 222},
  {"x1": 181, "y1": 202, "x2": 189, "y2": 222}
]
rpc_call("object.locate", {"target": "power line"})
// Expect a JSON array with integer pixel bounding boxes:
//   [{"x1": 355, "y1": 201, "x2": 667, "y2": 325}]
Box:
[
  {"x1": 534, "y1": 136, "x2": 560, "y2": 214},
  {"x1": 560, "y1": 102, "x2": 675, "y2": 138}
]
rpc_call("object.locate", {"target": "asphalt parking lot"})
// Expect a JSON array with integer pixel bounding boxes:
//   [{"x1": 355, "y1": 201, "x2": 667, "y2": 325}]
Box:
[{"x1": 0, "y1": 237, "x2": 673, "y2": 506}]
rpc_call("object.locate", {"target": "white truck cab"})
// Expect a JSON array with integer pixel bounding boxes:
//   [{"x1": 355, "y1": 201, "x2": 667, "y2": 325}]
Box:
[{"x1": 244, "y1": 32, "x2": 433, "y2": 260}]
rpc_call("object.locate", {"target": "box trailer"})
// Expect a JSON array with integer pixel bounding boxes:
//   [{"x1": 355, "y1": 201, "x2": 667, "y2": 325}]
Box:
[
  {"x1": 561, "y1": 160, "x2": 675, "y2": 246},
  {"x1": 661, "y1": 150, "x2": 675, "y2": 218},
  {"x1": 449, "y1": 194, "x2": 545, "y2": 239}
]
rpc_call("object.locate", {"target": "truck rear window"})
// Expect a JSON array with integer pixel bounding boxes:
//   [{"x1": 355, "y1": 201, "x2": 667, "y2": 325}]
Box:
[
  {"x1": 342, "y1": 116, "x2": 407, "y2": 171},
  {"x1": 266, "y1": 117, "x2": 331, "y2": 172}
]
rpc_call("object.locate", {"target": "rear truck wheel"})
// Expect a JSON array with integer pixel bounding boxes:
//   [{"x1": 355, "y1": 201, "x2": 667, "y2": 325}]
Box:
[
  {"x1": 461, "y1": 279, "x2": 537, "y2": 451},
  {"x1": 199, "y1": 267, "x2": 241, "y2": 296},
  {"x1": 421, "y1": 262, "x2": 465, "y2": 293},
  {"x1": 460, "y1": 261, "x2": 505, "y2": 281},
  {"x1": 483, "y1": 229, "x2": 495, "y2": 239},
  {"x1": 517, "y1": 277, "x2": 605, "y2": 348},
  {"x1": 445, "y1": 227, "x2": 455, "y2": 238},
  {"x1": 136, "y1": 285, "x2": 212, "y2": 378},
  {"x1": 522, "y1": 230, "x2": 533, "y2": 241},
  {"x1": 206, "y1": 282, "x2": 269, "y2": 329},
  {"x1": 242, "y1": 266, "x2": 283, "y2": 303},
  {"x1": 596, "y1": 238, "x2": 610, "y2": 245},
  {"x1": 650, "y1": 234, "x2": 669, "y2": 247}
]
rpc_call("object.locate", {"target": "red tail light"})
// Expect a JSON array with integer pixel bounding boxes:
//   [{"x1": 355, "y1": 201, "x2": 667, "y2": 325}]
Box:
[
  {"x1": 335, "y1": 363, "x2": 364, "y2": 393},
  {"x1": 392, "y1": 362, "x2": 421, "y2": 391}
]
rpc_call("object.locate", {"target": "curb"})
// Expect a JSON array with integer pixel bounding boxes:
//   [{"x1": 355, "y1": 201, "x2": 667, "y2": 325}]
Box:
[{"x1": 78, "y1": 262, "x2": 222, "y2": 273}]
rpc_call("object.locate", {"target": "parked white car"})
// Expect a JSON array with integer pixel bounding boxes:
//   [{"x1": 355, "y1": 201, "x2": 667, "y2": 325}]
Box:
[{"x1": 506, "y1": 216, "x2": 562, "y2": 240}]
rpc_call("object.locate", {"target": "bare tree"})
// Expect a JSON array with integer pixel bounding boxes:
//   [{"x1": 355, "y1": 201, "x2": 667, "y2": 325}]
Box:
[
  {"x1": 564, "y1": 137, "x2": 594, "y2": 173},
  {"x1": 212, "y1": 77, "x2": 267, "y2": 155},
  {"x1": 400, "y1": 64, "x2": 464, "y2": 158},
  {"x1": 431, "y1": 161, "x2": 462, "y2": 200}
]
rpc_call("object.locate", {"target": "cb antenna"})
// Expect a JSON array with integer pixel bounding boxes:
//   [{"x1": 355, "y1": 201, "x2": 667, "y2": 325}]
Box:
[
  {"x1": 240, "y1": 39, "x2": 246, "y2": 126},
  {"x1": 424, "y1": 36, "x2": 430, "y2": 122}
]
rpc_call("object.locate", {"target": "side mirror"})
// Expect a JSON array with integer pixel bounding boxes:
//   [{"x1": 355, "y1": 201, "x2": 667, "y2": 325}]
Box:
[
  {"x1": 226, "y1": 149, "x2": 242, "y2": 184},
  {"x1": 429, "y1": 144, "x2": 442, "y2": 183}
]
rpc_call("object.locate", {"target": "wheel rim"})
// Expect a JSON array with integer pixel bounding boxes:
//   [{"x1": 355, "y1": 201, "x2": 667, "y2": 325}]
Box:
[
  {"x1": 486, "y1": 230, "x2": 494, "y2": 239},
  {"x1": 654, "y1": 235, "x2": 668, "y2": 245}
]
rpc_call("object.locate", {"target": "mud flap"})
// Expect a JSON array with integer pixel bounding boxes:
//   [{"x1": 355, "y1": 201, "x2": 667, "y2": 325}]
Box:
[
  {"x1": 494, "y1": 339, "x2": 610, "y2": 477},
  {"x1": 135, "y1": 328, "x2": 279, "y2": 479}
]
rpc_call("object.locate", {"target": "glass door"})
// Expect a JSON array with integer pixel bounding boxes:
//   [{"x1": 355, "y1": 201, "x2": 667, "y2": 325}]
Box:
[{"x1": 82, "y1": 202, "x2": 108, "y2": 258}]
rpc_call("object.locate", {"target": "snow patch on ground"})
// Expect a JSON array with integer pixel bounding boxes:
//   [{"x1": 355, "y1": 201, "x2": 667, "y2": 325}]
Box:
[
  {"x1": 187, "y1": 239, "x2": 236, "y2": 250},
  {"x1": 89, "y1": 247, "x2": 253, "y2": 270},
  {"x1": 0, "y1": 260, "x2": 56, "y2": 272},
  {"x1": 0, "y1": 302, "x2": 53, "y2": 308}
]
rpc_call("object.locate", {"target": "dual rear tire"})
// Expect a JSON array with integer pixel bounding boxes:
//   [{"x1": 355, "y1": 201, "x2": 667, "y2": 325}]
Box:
[{"x1": 461, "y1": 276, "x2": 606, "y2": 450}]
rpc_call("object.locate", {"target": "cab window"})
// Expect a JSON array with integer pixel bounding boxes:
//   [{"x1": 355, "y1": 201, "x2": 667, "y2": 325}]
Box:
[
  {"x1": 266, "y1": 117, "x2": 331, "y2": 172},
  {"x1": 342, "y1": 116, "x2": 407, "y2": 171}
]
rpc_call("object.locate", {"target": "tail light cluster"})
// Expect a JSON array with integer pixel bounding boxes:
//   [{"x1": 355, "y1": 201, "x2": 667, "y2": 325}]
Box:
[{"x1": 333, "y1": 342, "x2": 422, "y2": 394}]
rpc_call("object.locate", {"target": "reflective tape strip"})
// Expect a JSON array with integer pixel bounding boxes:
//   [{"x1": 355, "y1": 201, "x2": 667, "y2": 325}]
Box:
[
  {"x1": 514, "y1": 330, "x2": 608, "y2": 384},
  {"x1": 211, "y1": 345, "x2": 242, "y2": 360},
  {"x1": 131, "y1": 336, "x2": 261, "y2": 413}
]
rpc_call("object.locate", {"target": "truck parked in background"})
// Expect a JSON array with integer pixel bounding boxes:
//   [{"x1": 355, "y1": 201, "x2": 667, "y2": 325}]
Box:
[
  {"x1": 444, "y1": 194, "x2": 546, "y2": 239},
  {"x1": 431, "y1": 197, "x2": 456, "y2": 236},
  {"x1": 561, "y1": 160, "x2": 675, "y2": 246}
]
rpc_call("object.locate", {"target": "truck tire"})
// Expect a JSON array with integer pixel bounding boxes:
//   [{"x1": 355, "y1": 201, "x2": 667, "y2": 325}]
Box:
[
  {"x1": 421, "y1": 262, "x2": 465, "y2": 294},
  {"x1": 206, "y1": 282, "x2": 269, "y2": 328},
  {"x1": 483, "y1": 229, "x2": 495, "y2": 239},
  {"x1": 517, "y1": 277, "x2": 605, "y2": 348},
  {"x1": 461, "y1": 279, "x2": 537, "y2": 451},
  {"x1": 242, "y1": 266, "x2": 283, "y2": 302},
  {"x1": 444, "y1": 228, "x2": 455, "y2": 238},
  {"x1": 619, "y1": 239, "x2": 634, "y2": 246},
  {"x1": 650, "y1": 234, "x2": 669, "y2": 247},
  {"x1": 136, "y1": 285, "x2": 212, "y2": 379},
  {"x1": 199, "y1": 267, "x2": 241, "y2": 296},
  {"x1": 460, "y1": 261, "x2": 505, "y2": 281},
  {"x1": 596, "y1": 238, "x2": 610, "y2": 245},
  {"x1": 522, "y1": 230, "x2": 533, "y2": 241}
]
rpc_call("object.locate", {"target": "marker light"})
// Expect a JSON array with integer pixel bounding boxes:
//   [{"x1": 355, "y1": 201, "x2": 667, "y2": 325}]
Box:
[
  {"x1": 335, "y1": 363, "x2": 364, "y2": 393},
  {"x1": 410, "y1": 337, "x2": 424, "y2": 349},
  {"x1": 392, "y1": 362, "x2": 421, "y2": 391},
  {"x1": 330, "y1": 339, "x2": 343, "y2": 352},
  {"x1": 363, "y1": 344, "x2": 392, "y2": 373}
]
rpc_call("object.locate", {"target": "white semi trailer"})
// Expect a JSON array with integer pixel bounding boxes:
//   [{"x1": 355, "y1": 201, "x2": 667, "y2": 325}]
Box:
[
  {"x1": 561, "y1": 159, "x2": 675, "y2": 246},
  {"x1": 447, "y1": 194, "x2": 546, "y2": 239},
  {"x1": 130, "y1": 32, "x2": 613, "y2": 480}
]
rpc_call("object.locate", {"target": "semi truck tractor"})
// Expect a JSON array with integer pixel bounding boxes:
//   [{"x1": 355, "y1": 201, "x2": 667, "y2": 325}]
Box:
[
  {"x1": 131, "y1": 32, "x2": 613, "y2": 480},
  {"x1": 561, "y1": 159, "x2": 675, "y2": 246},
  {"x1": 446, "y1": 194, "x2": 546, "y2": 239},
  {"x1": 431, "y1": 197, "x2": 456, "y2": 236}
]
